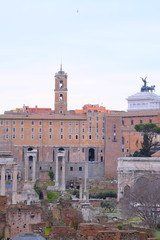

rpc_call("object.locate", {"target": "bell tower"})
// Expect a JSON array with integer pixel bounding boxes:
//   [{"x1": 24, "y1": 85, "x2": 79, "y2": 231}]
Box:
[{"x1": 54, "y1": 65, "x2": 68, "y2": 114}]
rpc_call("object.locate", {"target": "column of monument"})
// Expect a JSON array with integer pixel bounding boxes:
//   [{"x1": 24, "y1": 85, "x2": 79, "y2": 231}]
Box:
[
  {"x1": 83, "y1": 162, "x2": 88, "y2": 200},
  {"x1": 1, "y1": 165, "x2": 5, "y2": 196},
  {"x1": 24, "y1": 155, "x2": 29, "y2": 182},
  {"x1": 12, "y1": 165, "x2": 17, "y2": 204},
  {"x1": 61, "y1": 157, "x2": 65, "y2": 191},
  {"x1": 55, "y1": 156, "x2": 59, "y2": 188},
  {"x1": 32, "y1": 155, "x2": 36, "y2": 182}
]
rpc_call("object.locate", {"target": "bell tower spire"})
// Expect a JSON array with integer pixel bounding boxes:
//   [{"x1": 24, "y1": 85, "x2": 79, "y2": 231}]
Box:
[{"x1": 54, "y1": 66, "x2": 68, "y2": 114}]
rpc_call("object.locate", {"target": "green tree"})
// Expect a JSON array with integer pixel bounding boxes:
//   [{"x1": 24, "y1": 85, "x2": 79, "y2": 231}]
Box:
[
  {"x1": 134, "y1": 123, "x2": 160, "y2": 157},
  {"x1": 100, "y1": 200, "x2": 116, "y2": 212}
]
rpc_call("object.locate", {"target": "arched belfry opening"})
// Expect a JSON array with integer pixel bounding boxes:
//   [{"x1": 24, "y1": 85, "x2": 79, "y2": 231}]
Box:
[
  {"x1": 59, "y1": 94, "x2": 63, "y2": 102},
  {"x1": 89, "y1": 148, "x2": 95, "y2": 161},
  {"x1": 60, "y1": 80, "x2": 63, "y2": 88}
]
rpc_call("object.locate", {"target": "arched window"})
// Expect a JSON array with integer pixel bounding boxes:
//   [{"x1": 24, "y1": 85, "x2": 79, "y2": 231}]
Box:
[
  {"x1": 59, "y1": 94, "x2": 63, "y2": 102},
  {"x1": 60, "y1": 80, "x2": 63, "y2": 88},
  {"x1": 88, "y1": 148, "x2": 95, "y2": 161},
  {"x1": 122, "y1": 136, "x2": 125, "y2": 145}
]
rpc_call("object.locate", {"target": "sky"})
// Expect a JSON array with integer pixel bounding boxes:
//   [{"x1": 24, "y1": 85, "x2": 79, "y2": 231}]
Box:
[{"x1": 0, "y1": 0, "x2": 160, "y2": 113}]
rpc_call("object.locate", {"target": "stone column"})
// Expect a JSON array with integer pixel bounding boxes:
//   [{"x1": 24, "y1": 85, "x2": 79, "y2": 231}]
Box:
[
  {"x1": 61, "y1": 157, "x2": 65, "y2": 191},
  {"x1": 12, "y1": 165, "x2": 17, "y2": 204},
  {"x1": 55, "y1": 156, "x2": 59, "y2": 188},
  {"x1": 83, "y1": 162, "x2": 88, "y2": 200},
  {"x1": 79, "y1": 183, "x2": 83, "y2": 201},
  {"x1": 24, "y1": 155, "x2": 28, "y2": 182},
  {"x1": 1, "y1": 165, "x2": 5, "y2": 196},
  {"x1": 32, "y1": 155, "x2": 36, "y2": 182}
]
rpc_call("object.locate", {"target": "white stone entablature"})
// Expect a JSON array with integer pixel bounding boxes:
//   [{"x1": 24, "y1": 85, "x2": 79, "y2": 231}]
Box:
[
  {"x1": 117, "y1": 157, "x2": 160, "y2": 201},
  {"x1": 127, "y1": 92, "x2": 160, "y2": 111}
]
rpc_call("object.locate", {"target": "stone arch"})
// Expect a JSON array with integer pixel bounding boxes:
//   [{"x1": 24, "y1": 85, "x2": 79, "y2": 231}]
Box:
[
  {"x1": 28, "y1": 147, "x2": 33, "y2": 151},
  {"x1": 58, "y1": 147, "x2": 65, "y2": 152},
  {"x1": 88, "y1": 148, "x2": 95, "y2": 161}
]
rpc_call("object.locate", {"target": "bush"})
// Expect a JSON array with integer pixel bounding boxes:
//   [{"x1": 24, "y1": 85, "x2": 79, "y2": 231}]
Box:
[
  {"x1": 49, "y1": 170, "x2": 54, "y2": 181},
  {"x1": 34, "y1": 183, "x2": 43, "y2": 200},
  {"x1": 117, "y1": 224, "x2": 123, "y2": 230},
  {"x1": 47, "y1": 191, "x2": 60, "y2": 201},
  {"x1": 101, "y1": 200, "x2": 116, "y2": 212},
  {"x1": 89, "y1": 191, "x2": 117, "y2": 199}
]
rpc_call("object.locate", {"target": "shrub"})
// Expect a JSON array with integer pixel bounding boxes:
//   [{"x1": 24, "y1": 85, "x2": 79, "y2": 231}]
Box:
[
  {"x1": 49, "y1": 170, "x2": 54, "y2": 181},
  {"x1": 117, "y1": 224, "x2": 122, "y2": 230},
  {"x1": 47, "y1": 191, "x2": 60, "y2": 201},
  {"x1": 89, "y1": 191, "x2": 117, "y2": 199},
  {"x1": 100, "y1": 200, "x2": 116, "y2": 212},
  {"x1": 34, "y1": 183, "x2": 43, "y2": 200}
]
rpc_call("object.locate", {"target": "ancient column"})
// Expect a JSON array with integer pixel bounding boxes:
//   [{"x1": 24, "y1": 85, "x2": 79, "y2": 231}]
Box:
[
  {"x1": 61, "y1": 157, "x2": 65, "y2": 191},
  {"x1": 1, "y1": 165, "x2": 5, "y2": 196},
  {"x1": 32, "y1": 155, "x2": 36, "y2": 182},
  {"x1": 12, "y1": 165, "x2": 17, "y2": 204},
  {"x1": 24, "y1": 155, "x2": 28, "y2": 182},
  {"x1": 55, "y1": 156, "x2": 59, "y2": 188},
  {"x1": 79, "y1": 183, "x2": 83, "y2": 201},
  {"x1": 83, "y1": 162, "x2": 88, "y2": 200}
]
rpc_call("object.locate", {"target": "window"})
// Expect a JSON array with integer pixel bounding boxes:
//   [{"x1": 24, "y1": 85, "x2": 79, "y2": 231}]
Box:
[
  {"x1": 149, "y1": 119, "x2": 152, "y2": 123},
  {"x1": 49, "y1": 134, "x2": 52, "y2": 139},
  {"x1": 122, "y1": 148, "x2": 124, "y2": 152},
  {"x1": 96, "y1": 135, "x2": 99, "y2": 140},
  {"x1": 21, "y1": 134, "x2": 24, "y2": 139},
  {"x1": 82, "y1": 128, "x2": 85, "y2": 133},
  {"x1": 82, "y1": 148, "x2": 84, "y2": 152},
  {"x1": 49, "y1": 121, "x2": 52, "y2": 125},
  {"x1": 6, "y1": 134, "x2": 9, "y2": 139},
  {"x1": 6, "y1": 120, "x2": 9, "y2": 125},
  {"x1": 75, "y1": 128, "x2": 78, "y2": 133},
  {"x1": 96, "y1": 123, "x2": 98, "y2": 128},
  {"x1": 88, "y1": 110, "x2": 91, "y2": 113},
  {"x1": 126, "y1": 140, "x2": 129, "y2": 144},
  {"x1": 69, "y1": 121, "x2": 72, "y2": 126},
  {"x1": 75, "y1": 121, "x2": 78, "y2": 126},
  {"x1": 39, "y1": 128, "x2": 42, "y2": 133},
  {"x1": 60, "y1": 128, "x2": 63, "y2": 133},
  {"x1": 69, "y1": 135, "x2": 71, "y2": 140},
  {"x1": 0, "y1": 120, "x2": 3, "y2": 125},
  {"x1": 113, "y1": 136, "x2": 116, "y2": 142},
  {"x1": 76, "y1": 135, "x2": 78, "y2": 139},
  {"x1": 69, "y1": 128, "x2": 72, "y2": 133},
  {"x1": 96, "y1": 128, "x2": 99, "y2": 133},
  {"x1": 6, "y1": 128, "x2": 8, "y2": 132},
  {"x1": 96, "y1": 117, "x2": 99, "y2": 121},
  {"x1": 21, "y1": 121, "x2": 24, "y2": 125},
  {"x1": 102, "y1": 135, "x2": 104, "y2": 139},
  {"x1": 140, "y1": 119, "x2": 143, "y2": 124},
  {"x1": 89, "y1": 117, "x2": 92, "y2": 121},
  {"x1": 31, "y1": 128, "x2": 34, "y2": 132},
  {"x1": 89, "y1": 135, "x2": 92, "y2": 139},
  {"x1": 82, "y1": 135, "x2": 85, "y2": 139},
  {"x1": 31, "y1": 121, "x2": 34, "y2": 125},
  {"x1": 59, "y1": 110, "x2": 63, "y2": 114},
  {"x1": 39, "y1": 134, "x2": 42, "y2": 139},
  {"x1": 79, "y1": 167, "x2": 82, "y2": 171},
  {"x1": 61, "y1": 135, "x2": 63, "y2": 139},
  {"x1": 13, "y1": 134, "x2": 15, "y2": 139},
  {"x1": 13, "y1": 128, "x2": 15, "y2": 132},
  {"x1": 102, "y1": 128, "x2": 104, "y2": 133},
  {"x1": 49, "y1": 128, "x2": 52, "y2": 132},
  {"x1": 103, "y1": 123, "x2": 105, "y2": 128},
  {"x1": 122, "y1": 120, "x2": 124, "y2": 125},
  {"x1": 126, "y1": 149, "x2": 129, "y2": 153},
  {"x1": 101, "y1": 156, "x2": 103, "y2": 162},
  {"x1": 94, "y1": 110, "x2": 98, "y2": 112},
  {"x1": 70, "y1": 167, "x2": 73, "y2": 171},
  {"x1": 89, "y1": 123, "x2": 92, "y2": 128},
  {"x1": 12, "y1": 120, "x2": 16, "y2": 125},
  {"x1": 102, "y1": 117, "x2": 105, "y2": 121},
  {"x1": 31, "y1": 134, "x2": 34, "y2": 139},
  {"x1": 60, "y1": 121, "x2": 63, "y2": 126},
  {"x1": 89, "y1": 128, "x2": 92, "y2": 133},
  {"x1": 39, "y1": 121, "x2": 42, "y2": 125},
  {"x1": 122, "y1": 136, "x2": 125, "y2": 145},
  {"x1": 131, "y1": 120, "x2": 134, "y2": 125},
  {"x1": 113, "y1": 124, "x2": 116, "y2": 128},
  {"x1": 82, "y1": 121, "x2": 85, "y2": 126}
]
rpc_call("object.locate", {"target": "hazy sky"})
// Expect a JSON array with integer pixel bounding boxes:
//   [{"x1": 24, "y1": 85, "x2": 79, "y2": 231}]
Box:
[{"x1": 1, "y1": 0, "x2": 160, "y2": 113}]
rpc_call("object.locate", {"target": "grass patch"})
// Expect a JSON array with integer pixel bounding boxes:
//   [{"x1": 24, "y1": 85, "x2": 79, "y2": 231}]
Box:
[
  {"x1": 45, "y1": 227, "x2": 51, "y2": 235},
  {"x1": 38, "y1": 181, "x2": 55, "y2": 188}
]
